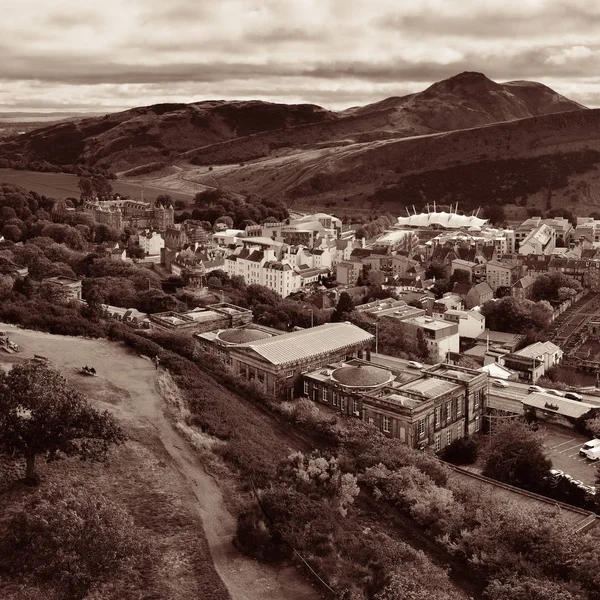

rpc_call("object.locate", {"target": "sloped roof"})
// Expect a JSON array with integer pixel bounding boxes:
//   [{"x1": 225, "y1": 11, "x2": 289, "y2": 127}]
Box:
[
  {"x1": 515, "y1": 341, "x2": 562, "y2": 359},
  {"x1": 470, "y1": 282, "x2": 493, "y2": 296},
  {"x1": 232, "y1": 322, "x2": 373, "y2": 366},
  {"x1": 512, "y1": 275, "x2": 536, "y2": 289},
  {"x1": 524, "y1": 393, "x2": 595, "y2": 419},
  {"x1": 478, "y1": 363, "x2": 515, "y2": 379}
]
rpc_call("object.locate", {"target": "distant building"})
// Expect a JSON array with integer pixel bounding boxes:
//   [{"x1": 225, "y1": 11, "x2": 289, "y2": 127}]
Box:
[
  {"x1": 336, "y1": 261, "x2": 362, "y2": 286},
  {"x1": 83, "y1": 199, "x2": 174, "y2": 232},
  {"x1": 229, "y1": 322, "x2": 374, "y2": 400},
  {"x1": 355, "y1": 298, "x2": 426, "y2": 321},
  {"x1": 485, "y1": 261, "x2": 522, "y2": 292},
  {"x1": 303, "y1": 360, "x2": 486, "y2": 450},
  {"x1": 400, "y1": 315, "x2": 459, "y2": 361},
  {"x1": 518, "y1": 223, "x2": 556, "y2": 256},
  {"x1": 148, "y1": 303, "x2": 252, "y2": 333},
  {"x1": 442, "y1": 309, "x2": 485, "y2": 339},
  {"x1": 138, "y1": 230, "x2": 165, "y2": 256},
  {"x1": 465, "y1": 282, "x2": 494, "y2": 308},
  {"x1": 511, "y1": 275, "x2": 536, "y2": 300}
]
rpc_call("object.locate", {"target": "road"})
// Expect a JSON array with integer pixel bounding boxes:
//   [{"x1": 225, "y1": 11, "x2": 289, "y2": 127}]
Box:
[{"x1": 369, "y1": 352, "x2": 600, "y2": 414}]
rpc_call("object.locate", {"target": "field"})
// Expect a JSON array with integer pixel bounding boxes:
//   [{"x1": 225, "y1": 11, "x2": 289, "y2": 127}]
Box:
[
  {"x1": 0, "y1": 325, "x2": 318, "y2": 600},
  {"x1": 0, "y1": 168, "x2": 195, "y2": 203}
]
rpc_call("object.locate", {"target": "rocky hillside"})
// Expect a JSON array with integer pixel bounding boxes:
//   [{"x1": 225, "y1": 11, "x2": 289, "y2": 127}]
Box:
[{"x1": 0, "y1": 72, "x2": 585, "y2": 174}]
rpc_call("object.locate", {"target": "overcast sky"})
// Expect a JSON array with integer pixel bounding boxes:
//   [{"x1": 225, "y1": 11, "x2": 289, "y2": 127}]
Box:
[{"x1": 2, "y1": 0, "x2": 599, "y2": 113}]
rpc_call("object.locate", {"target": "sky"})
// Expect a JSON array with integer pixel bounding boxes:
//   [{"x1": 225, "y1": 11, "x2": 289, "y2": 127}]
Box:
[{"x1": 1, "y1": 0, "x2": 599, "y2": 114}]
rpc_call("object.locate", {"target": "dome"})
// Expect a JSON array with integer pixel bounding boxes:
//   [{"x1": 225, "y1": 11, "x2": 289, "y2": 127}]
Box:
[
  {"x1": 217, "y1": 328, "x2": 272, "y2": 345},
  {"x1": 330, "y1": 365, "x2": 394, "y2": 388}
]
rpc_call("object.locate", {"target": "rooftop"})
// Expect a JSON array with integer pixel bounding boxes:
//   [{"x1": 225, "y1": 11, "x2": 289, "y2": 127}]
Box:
[
  {"x1": 407, "y1": 316, "x2": 456, "y2": 331},
  {"x1": 400, "y1": 376, "x2": 461, "y2": 398},
  {"x1": 232, "y1": 322, "x2": 374, "y2": 366},
  {"x1": 217, "y1": 328, "x2": 272, "y2": 345},
  {"x1": 524, "y1": 393, "x2": 596, "y2": 419},
  {"x1": 330, "y1": 364, "x2": 394, "y2": 388}
]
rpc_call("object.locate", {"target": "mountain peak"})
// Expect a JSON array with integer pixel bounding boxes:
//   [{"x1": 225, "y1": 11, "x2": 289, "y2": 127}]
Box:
[{"x1": 422, "y1": 71, "x2": 499, "y2": 96}]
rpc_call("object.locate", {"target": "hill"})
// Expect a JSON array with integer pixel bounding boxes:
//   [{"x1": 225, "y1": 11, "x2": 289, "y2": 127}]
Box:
[
  {"x1": 0, "y1": 72, "x2": 584, "y2": 173},
  {"x1": 2, "y1": 71, "x2": 598, "y2": 217}
]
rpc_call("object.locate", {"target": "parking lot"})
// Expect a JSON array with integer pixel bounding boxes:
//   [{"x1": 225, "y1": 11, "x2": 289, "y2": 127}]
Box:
[{"x1": 540, "y1": 424, "x2": 600, "y2": 486}]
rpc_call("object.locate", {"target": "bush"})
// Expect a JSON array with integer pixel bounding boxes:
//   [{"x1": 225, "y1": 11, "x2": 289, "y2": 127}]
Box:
[{"x1": 440, "y1": 436, "x2": 478, "y2": 465}]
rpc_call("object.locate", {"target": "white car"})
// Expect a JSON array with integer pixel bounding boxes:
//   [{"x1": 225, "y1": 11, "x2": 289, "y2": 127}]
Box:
[
  {"x1": 492, "y1": 379, "x2": 510, "y2": 388},
  {"x1": 546, "y1": 389, "x2": 565, "y2": 397},
  {"x1": 528, "y1": 385, "x2": 545, "y2": 393},
  {"x1": 407, "y1": 361, "x2": 424, "y2": 369},
  {"x1": 579, "y1": 439, "x2": 600, "y2": 457}
]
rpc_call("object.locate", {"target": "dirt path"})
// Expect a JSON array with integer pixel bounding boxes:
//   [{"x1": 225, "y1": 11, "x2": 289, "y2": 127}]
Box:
[{"x1": 0, "y1": 325, "x2": 319, "y2": 600}]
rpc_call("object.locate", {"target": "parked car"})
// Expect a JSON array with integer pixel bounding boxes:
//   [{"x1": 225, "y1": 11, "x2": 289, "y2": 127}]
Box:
[
  {"x1": 579, "y1": 439, "x2": 600, "y2": 458},
  {"x1": 565, "y1": 392, "x2": 583, "y2": 401},
  {"x1": 407, "y1": 361, "x2": 424, "y2": 369},
  {"x1": 546, "y1": 389, "x2": 565, "y2": 397},
  {"x1": 528, "y1": 385, "x2": 545, "y2": 393},
  {"x1": 492, "y1": 379, "x2": 509, "y2": 388},
  {"x1": 549, "y1": 469, "x2": 565, "y2": 479}
]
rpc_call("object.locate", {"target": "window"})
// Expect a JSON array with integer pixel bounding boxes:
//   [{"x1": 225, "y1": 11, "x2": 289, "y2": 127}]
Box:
[
  {"x1": 303, "y1": 381, "x2": 309, "y2": 395},
  {"x1": 473, "y1": 390, "x2": 480, "y2": 408},
  {"x1": 434, "y1": 406, "x2": 440, "y2": 427},
  {"x1": 447, "y1": 429, "x2": 453, "y2": 446},
  {"x1": 446, "y1": 401, "x2": 452, "y2": 420},
  {"x1": 341, "y1": 397, "x2": 347, "y2": 411},
  {"x1": 383, "y1": 416, "x2": 390, "y2": 433},
  {"x1": 368, "y1": 417, "x2": 375, "y2": 425},
  {"x1": 332, "y1": 392, "x2": 338, "y2": 407},
  {"x1": 323, "y1": 387, "x2": 328, "y2": 402},
  {"x1": 418, "y1": 419, "x2": 425, "y2": 437},
  {"x1": 435, "y1": 435, "x2": 441, "y2": 452},
  {"x1": 475, "y1": 416, "x2": 481, "y2": 432},
  {"x1": 457, "y1": 399, "x2": 463, "y2": 416},
  {"x1": 353, "y1": 399, "x2": 360, "y2": 414},
  {"x1": 286, "y1": 369, "x2": 294, "y2": 378},
  {"x1": 457, "y1": 425, "x2": 462, "y2": 440}
]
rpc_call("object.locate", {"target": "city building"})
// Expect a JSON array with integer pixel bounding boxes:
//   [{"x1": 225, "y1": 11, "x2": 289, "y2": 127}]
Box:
[
  {"x1": 229, "y1": 322, "x2": 374, "y2": 400},
  {"x1": 465, "y1": 282, "x2": 494, "y2": 308},
  {"x1": 138, "y1": 230, "x2": 165, "y2": 256},
  {"x1": 485, "y1": 261, "x2": 522, "y2": 292},
  {"x1": 511, "y1": 275, "x2": 536, "y2": 300},
  {"x1": 83, "y1": 198, "x2": 174, "y2": 232},
  {"x1": 336, "y1": 261, "x2": 363, "y2": 286},
  {"x1": 402, "y1": 315, "x2": 460, "y2": 361},
  {"x1": 303, "y1": 360, "x2": 486, "y2": 450},
  {"x1": 442, "y1": 309, "x2": 486, "y2": 339},
  {"x1": 355, "y1": 298, "x2": 425, "y2": 321},
  {"x1": 513, "y1": 341, "x2": 563, "y2": 372},
  {"x1": 518, "y1": 224, "x2": 556, "y2": 256},
  {"x1": 148, "y1": 303, "x2": 252, "y2": 333}
]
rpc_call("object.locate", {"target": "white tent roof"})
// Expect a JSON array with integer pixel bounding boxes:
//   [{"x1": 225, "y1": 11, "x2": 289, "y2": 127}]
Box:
[{"x1": 396, "y1": 211, "x2": 488, "y2": 229}]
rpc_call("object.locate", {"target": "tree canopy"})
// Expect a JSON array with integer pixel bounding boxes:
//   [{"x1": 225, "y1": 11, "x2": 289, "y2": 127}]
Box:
[{"x1": 0, "y1": 361, "x2": 125, "y2": 484}]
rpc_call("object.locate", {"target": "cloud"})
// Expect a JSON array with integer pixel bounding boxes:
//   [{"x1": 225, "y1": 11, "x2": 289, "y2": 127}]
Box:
[{"x1": 0, "y1": 0, "x2": 599, "y2": 111}]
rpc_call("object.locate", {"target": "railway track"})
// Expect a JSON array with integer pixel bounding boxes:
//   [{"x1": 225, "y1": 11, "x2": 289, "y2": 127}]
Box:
[{"x1": 550, "y1": 293, "x2": 600, "y2": 347}]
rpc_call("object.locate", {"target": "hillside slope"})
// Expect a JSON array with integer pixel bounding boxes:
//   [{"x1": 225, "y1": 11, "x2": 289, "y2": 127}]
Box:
[
  {"x1": 0, "y1": 72, "x2": 585, "y2": 173},
  {"x1": 136, "y1": 108, "x2": 600, "y2": 217}
]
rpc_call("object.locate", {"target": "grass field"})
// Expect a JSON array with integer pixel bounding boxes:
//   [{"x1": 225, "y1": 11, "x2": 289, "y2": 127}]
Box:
[{"x1": 0, "y1": 168, "x2": 194, "y2": 203}]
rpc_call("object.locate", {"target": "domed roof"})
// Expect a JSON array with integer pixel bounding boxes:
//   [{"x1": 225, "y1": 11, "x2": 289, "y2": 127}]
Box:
[
  {"x1": 330, "y1": 365, "x2": 393, "y2": 388},
  {"x1": 217, "y1": 328, "x2": 272, "y2": 345}
]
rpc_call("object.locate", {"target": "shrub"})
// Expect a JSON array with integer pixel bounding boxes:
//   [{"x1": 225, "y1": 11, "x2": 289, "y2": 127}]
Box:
[{"x1": 440, "y1": 436, "x2": 478, "y2": 466}]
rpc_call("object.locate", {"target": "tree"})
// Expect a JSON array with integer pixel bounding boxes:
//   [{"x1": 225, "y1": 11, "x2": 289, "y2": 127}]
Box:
[
  {"x1": 332, "y1": 292, "x2": 354, "y2": 322},
  {"x1": 482, "y1": 205, "x2": 507, "y2": 226},
  {"x1": 128, "y1": 245, "x2": 146, "y2": 260},
  {"x1": 155, "y1": 193, "x2": 172, "y2": 207},
  {"x1": 78, "y1": 177, "x2": 94, "y2": 203},
  {"x1": 5, "y1": 482, "x2": 147, "y2": 599},
  {"x1": 482, "y1": 420, "x2": 552, "y2": 490},
  {"x1": 0, "y1": 362, "x2": 125, "y2": 484},
  {"x1": 1, "y1": 223, "x2": 22, "y2": 242},
  {"x1": 532, "y1": 272, "x2": 582, "y2": 302}
]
